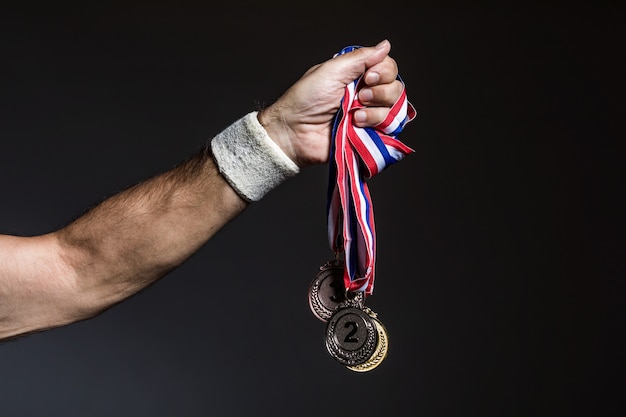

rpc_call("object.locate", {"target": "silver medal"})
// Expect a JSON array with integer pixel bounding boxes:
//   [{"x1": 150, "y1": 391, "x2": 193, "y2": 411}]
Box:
[{"x1": 324, "y1": 301, "x2": 379, "y2": 367}]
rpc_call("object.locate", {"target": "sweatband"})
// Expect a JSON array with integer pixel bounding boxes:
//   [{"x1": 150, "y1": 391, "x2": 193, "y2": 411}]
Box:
[{"x1": 210, "y1": 111, "x2": 300, "y2": 202}]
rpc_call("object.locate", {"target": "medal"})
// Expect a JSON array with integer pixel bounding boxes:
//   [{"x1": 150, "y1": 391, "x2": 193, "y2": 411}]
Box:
[
  {"x1": 312, "y1": 45, "x2": 416, "y2": 372},
  {"x1": 324, "y1": 303, "x2": 378, "y2": 367},
  {"x1": 310, "y1": 261, "x2": 388, "y2": 372},
  {"x1": 323, "y1": 296, "x2": 389, "y2": 372},
  {"x1": 308, "y1": 259, "x2": 364, "y2": 322}
]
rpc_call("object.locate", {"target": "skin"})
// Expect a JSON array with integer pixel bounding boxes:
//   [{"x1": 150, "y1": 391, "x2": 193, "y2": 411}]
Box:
[{"x1": 0, "y1": 40, "x2": 404, "y2": 341}]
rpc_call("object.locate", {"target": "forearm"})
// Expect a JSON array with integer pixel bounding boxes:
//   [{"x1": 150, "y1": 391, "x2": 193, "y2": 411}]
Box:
[
  {"x1": 0, "y1": 148, "x2": 243, "y2": 340},
  {"x1": 55, "y1": 145, "x2": 247, "y2": 316},
  {"x1": 0, "y1": 145, "x2": 247, "y2": 339},
  {"x1": 0, "y1": 111, "x2": 298, "y2": 341}
]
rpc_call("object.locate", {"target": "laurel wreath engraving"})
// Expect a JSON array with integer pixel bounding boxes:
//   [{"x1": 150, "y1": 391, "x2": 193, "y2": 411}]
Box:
[{"x1": 309, "y1": 273, "x2": 333, "y2": 321}]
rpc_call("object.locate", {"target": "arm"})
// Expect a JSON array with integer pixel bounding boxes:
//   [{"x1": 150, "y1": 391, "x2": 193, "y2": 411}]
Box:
[
  {"x1": 0, "y1": 150, "x2": 247, "y2": 340},
  {"x1": 0, "y1": 40, "x2": 404, "y2": 341}
]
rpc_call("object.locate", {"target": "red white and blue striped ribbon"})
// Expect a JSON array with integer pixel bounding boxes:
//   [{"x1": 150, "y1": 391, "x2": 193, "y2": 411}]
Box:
[{"x1": 327, "y1": 45, "x2": 417, "y2": 296}]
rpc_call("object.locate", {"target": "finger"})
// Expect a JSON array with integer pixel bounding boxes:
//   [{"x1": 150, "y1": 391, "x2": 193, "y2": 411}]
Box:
[
  {"x1": 357, "y1": 80, "x2": 404, "y2": 107},
  {"x1": 353, "y1": 107, "x2": 396, "y2": 128},
  {"x1": 328, "y1": 39, "x2": 392, "y2": 85},
  {"x1": 364, "y1": 56, "x2": 399, "y2": 86}
]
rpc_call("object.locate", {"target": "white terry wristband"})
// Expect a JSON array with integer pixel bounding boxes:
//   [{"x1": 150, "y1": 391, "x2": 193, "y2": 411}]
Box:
[{"x1": 210, "y1": 111, "x2": 300, "y2": 202}]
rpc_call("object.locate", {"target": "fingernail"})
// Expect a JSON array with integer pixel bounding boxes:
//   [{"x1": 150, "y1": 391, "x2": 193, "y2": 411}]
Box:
[
  {"x1": 354, "y1": 110, "x2": 367, "y2": 123},
  {"x1": 358, "y1": 88, "x2": 373, "y2": 102},
  {"x1": 365, "y1": 71, "x2": 380, "y2": 85},
  {"x1": 375, "y1": 39, "x2": 388, "y2": 50}
]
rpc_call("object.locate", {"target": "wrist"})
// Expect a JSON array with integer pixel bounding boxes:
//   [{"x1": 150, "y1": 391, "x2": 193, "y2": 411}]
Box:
[
  {"x1": 257, "y1": 105, "x2": 300, "y2": 167},
  {"x1": 210, "y1": 112, "x2": 300, "y2": 202}
]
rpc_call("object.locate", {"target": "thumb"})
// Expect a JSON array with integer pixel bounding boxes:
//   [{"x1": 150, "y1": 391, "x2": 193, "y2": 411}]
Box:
[{"x1": 330, "y1": 40, "x2": 391, "y2": 84}]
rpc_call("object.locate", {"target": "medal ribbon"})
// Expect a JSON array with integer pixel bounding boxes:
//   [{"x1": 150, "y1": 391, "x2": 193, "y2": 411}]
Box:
[{"x1": 327, "y1": 45, "x2": 417, "y2": 296}]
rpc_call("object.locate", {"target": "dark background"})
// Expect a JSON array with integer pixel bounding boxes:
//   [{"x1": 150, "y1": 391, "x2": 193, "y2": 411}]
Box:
[{"x1": 0, "y1": 1, "x2": 623, "y2": 416}]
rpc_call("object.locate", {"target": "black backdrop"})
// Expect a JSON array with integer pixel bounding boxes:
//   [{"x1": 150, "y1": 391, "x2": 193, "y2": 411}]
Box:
[{"x1": 1, "y1": 1, "x2": 623, "y2": 416}]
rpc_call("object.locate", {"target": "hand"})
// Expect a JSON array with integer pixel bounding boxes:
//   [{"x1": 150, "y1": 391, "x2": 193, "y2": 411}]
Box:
[{"x1": 258, "y1": 39, "x2": 405, "y2": 167}]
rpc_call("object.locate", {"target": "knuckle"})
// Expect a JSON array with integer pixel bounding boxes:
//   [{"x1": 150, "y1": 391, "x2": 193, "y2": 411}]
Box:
[
  {"x1": 393, "y1": 80, "x2": 404, "y2": 99},
  {"x1": 371, "y1": 80, "x2": 402, "y2": 105},
  {"x1": 382, "y1": 56, "x2": 399, "y2": 76},
  {"x1": 372, "y1": 108, "x2": 389, "y2": 125}
]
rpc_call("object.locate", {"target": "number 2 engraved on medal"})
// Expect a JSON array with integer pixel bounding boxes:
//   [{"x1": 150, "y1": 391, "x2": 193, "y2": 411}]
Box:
[
  {"x1": 343, "y1": 321, "x2": 359, "y2": 343},
  {"x1": 325, "y1": 307, "x2": 378, "y2": 366}
]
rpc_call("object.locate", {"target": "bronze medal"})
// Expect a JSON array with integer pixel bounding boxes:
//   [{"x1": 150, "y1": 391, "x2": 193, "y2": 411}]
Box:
[{"x1": 308, "y1": 260, "x2": 364, "y2": 322}]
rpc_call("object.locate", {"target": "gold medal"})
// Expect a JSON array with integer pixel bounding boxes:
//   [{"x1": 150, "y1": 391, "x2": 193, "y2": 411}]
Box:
[{"x1": 346, "y1": 316, "x2": 389, "y2": 372}]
